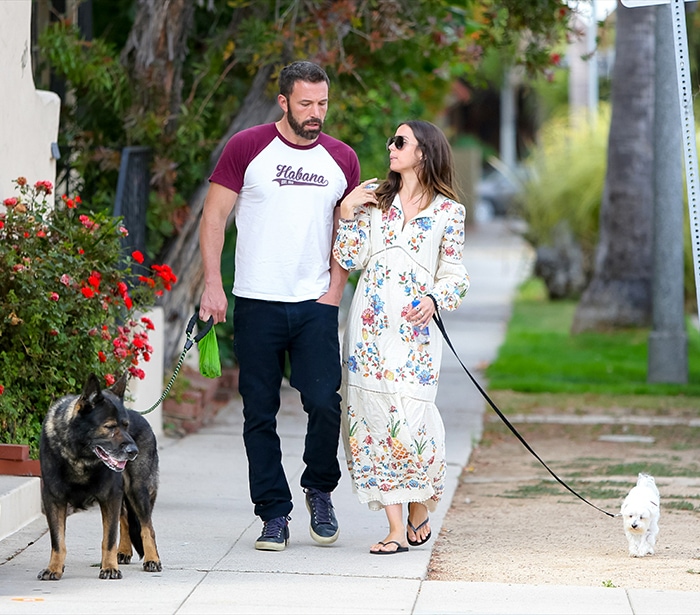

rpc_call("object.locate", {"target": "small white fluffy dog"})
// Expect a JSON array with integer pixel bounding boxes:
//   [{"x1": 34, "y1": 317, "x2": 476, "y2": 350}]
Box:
[{"x1": 620, "y1": 473, "x2": 660, "y2": 557}]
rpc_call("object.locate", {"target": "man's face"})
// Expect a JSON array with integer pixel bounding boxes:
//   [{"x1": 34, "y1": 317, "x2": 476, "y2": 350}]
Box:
[{"x1": 281, "y1": 80, "x2": 329, "y2": 141}]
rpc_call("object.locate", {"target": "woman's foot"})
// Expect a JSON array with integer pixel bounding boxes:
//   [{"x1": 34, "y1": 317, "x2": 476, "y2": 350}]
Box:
[
  {"x1": 370, "y1": 530, "x2": 409, "y2": 554},
  {"x1": 407, "y1": 502, "x2": 432, "y2": 546}
]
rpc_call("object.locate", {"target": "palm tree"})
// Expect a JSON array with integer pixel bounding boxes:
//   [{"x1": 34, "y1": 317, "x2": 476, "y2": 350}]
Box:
[{"x1": 572, "y1": 2, "x2": 656, "y2": 333}]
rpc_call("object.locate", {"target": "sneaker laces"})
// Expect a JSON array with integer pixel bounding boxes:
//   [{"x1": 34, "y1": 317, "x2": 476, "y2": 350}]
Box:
[
  {"x1": 261, "y1": 516, "x2": 288, "y2": 538},
  {"x1": 307, "y1": 489, "x2": 334, "y2": 524}
]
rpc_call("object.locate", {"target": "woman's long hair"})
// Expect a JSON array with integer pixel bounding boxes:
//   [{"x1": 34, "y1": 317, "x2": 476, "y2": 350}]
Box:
[{"x1": 375, "y1": 120, "x2": 459, "y2": 212}]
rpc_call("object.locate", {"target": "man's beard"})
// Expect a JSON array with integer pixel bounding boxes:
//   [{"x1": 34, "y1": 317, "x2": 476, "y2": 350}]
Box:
[{"x1": 287, "y1": 109, "x2": 323, "y2": 140}]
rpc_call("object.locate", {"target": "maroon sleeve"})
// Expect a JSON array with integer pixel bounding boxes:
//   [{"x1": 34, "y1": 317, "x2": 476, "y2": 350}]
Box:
[
  {"x1": 209, "y1": 124, "x2": 278, "y2": 193},
  {"x1": 319, "y1": 135, "x2": 361, "y2": 203}
]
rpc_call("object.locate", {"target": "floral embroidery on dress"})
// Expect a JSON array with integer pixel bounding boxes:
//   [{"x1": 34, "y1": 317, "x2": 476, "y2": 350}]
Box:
[{"x1": 335, "y1": 194, "x2": 469, "y2": 511}]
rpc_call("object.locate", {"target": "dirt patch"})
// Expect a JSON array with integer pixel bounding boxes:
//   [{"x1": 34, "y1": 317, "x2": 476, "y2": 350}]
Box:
[{"x1": 429, "y1": 405, "x2": 700, "y2": 592}]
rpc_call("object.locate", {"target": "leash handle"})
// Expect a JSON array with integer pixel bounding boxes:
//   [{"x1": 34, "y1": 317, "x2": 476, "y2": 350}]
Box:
[
  {"x1": 431, "y1": 309, "x2": 616, "y2": 519},
  {"x1": 185, "y1": 314, "x2": 214, "y2": 348},
  {"x1": 136, "y1": 313, "x2": 214, "y2": 415}
]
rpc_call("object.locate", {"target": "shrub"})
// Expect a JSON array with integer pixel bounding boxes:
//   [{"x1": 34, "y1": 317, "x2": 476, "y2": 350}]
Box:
[
  {"x1": 0, "y1": 178, "x2": 176, "y2": 455},
  {"x1": 516, "y1": 106, "x2": 609, "y2": 293}
]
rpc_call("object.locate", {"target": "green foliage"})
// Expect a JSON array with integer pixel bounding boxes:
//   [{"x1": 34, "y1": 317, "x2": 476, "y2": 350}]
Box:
[
  {"x1": 0, "y1": 178, "x2": 177, "y2": 456},
  {"x1": 485, "y1": 278, "x2": 700, "y2": 396},
  {"x1": 36, "y1": 1, "x2": 571, "y2": 259},
  {"x1": 517, "y1": 106, "x2": 610, "y2": 275}
]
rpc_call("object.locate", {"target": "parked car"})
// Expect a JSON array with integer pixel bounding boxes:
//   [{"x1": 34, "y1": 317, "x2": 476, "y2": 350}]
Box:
[{"x1": 475, "y1": 162, "x2": 526, "y2": 218}]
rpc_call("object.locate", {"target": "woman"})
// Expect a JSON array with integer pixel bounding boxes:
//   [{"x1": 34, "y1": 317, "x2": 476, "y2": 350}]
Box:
[{"x1": 333, "y1": 120, "x2": 470, "y2": 554}]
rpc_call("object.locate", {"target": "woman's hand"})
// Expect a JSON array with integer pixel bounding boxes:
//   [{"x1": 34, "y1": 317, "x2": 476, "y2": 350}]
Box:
[
  {"x1": 409, "y1": 297, "x2": 435, "y2": 327},
  {"x1": 339, "y1": 178, "x2": 380, "y2": 220}
]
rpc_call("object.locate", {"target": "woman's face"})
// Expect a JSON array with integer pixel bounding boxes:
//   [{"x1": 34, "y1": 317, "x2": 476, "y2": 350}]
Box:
[{"x1": 387, "y1": 125, "x2": 422, "y2": 175}]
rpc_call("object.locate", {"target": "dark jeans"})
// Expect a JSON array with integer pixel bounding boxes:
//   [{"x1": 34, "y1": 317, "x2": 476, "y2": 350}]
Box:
[{"x1": 233, "y1": 297, "x2": 342, "y2": 521}]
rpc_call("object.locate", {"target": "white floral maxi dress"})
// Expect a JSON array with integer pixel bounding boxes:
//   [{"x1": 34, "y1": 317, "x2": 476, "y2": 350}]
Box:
[{"x1": 333, "y1": 195, "x2": 470, "y2": 511}]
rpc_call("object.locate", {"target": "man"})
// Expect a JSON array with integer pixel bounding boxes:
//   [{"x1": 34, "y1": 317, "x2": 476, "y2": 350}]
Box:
[{"x1": 198, "y1": 61, "x2": 360, "y2": 551}]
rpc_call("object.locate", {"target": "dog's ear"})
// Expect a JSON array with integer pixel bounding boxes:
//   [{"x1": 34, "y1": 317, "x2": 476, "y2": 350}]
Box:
[
  {"x1": 109, "y1": 372, "x2": 128, "y2": 400},
  {"x1": 75, "y1": 374, "x2": 104, "y2": 414}
]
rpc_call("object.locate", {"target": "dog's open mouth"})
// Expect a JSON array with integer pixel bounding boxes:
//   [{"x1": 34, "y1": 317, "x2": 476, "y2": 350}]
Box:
[{"x1": 93, "y1": 446, "x2": 129, "y2": 472}]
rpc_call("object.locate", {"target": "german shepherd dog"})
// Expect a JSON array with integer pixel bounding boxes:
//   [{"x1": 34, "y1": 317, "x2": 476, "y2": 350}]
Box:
[{"x1": 38, "y1": 373, "x2": 161, "y2": 580}]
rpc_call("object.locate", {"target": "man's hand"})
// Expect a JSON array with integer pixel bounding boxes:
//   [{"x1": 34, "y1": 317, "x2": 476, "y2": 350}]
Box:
[{"x1": 199, "y1": 285, "x2": 229, "y2": 324}]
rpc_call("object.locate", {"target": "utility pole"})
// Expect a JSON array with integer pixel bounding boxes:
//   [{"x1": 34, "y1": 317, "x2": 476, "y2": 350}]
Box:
[{"x1": 648, "y1": 1, "x2": 687, "y2": 383}]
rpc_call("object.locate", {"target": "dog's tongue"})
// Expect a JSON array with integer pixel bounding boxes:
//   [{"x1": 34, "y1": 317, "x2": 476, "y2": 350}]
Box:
[{"x1": 94, "y1": 446, "x2": 128, "y2": 473}]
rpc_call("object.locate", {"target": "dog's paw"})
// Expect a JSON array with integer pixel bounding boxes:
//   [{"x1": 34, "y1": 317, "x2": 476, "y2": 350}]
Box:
[
  {"x1": 37, "y1": 567, "x2": 64, "y2": 581},
  {"x1": 99, "y1": 567, "x2": 123, "y2": 580},
  {"x1": 118, "y1": 552, "x2": 133, "y2": 564},
  {"x1": 143, "y1": 559, "x2": 162, "y2": 573}
]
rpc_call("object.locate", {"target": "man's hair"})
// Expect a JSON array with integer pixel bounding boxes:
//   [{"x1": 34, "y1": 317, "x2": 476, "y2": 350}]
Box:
[{"x1": 279, "y1": 61, "x2": 330, "y2": 98}]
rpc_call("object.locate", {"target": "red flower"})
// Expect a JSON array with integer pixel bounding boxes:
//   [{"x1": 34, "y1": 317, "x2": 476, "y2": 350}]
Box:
[
  {"x1": 34, "y1": 180, "x2": 53, "y2": 194},
  {"x1": 141, "y1": 316, "x2": 155, "y2": 330},
  {"x1": 3, "y1": 197, "x2": 17, "y2": 208},
  {"x1": 98, "y1": 351, "x2": 107, "y2": 363},
  {"x1": 128, "y1": 367, "x2": 146, "y2": 380},
  {"x1": 79, "y1": 214, "x2": 99, "y2": 231},
  {"x1": 124, "y1": 295, "x2": 133, "y2": 310},
  {"x1": 152, "y1": 263, "x2": 177, "y2": 290},
  {"x1": 88, "y1": 271, "x2": 101, "y2": 289},
  {"x1": 81, "y1": 287, "x2": 95, "y2": 299},
  {"x1": 16, "y1": 177, "x2": 27, "y2": 186},
  {"x1": 0, "y1": 220, "x2": 4, "y2": 230},
  {"x1": 117, "y1": 281, "x2": 128, "y2": 297},
  {"x1": 78, "y1": 248, "x2": 85, "y2": 255},
  {"x1": 0, "y1": 384, "x2": 4, "y2": 395},
  {"x1": 104, "y1": 373, "x2": 116, "y2": 386},
  {"x1": 49, "y1": 292, "x2": 59, "y2": 301},
  {"x1": 36, "y1": 229, "x2": 47, "y2": 238},
  {"x1": 131, "y1": 250, "x2": 145, "y2": 264}
]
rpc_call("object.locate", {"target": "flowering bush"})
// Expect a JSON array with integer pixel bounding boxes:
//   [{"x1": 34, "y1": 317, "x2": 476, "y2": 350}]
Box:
[{"x1": 0, "y1": 177, "x2": 177, "y2": 455}]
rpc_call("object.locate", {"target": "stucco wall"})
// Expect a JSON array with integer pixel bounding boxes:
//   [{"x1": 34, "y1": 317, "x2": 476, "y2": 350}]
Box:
[{"x1": 0, "y1": 0, "x2": 61, "y2": 200}]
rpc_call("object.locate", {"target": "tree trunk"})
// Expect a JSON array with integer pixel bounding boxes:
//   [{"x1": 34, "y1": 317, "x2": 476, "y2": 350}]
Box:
[
  {"x1": 121, "y1": 0, "x2": 194, "y2": 131},
  {"x1": 157, "y1": 64, "x2": 281, "y2": 367},
  {"x1": 571, "y1": 2, "x2": 656, "y2": 333}
]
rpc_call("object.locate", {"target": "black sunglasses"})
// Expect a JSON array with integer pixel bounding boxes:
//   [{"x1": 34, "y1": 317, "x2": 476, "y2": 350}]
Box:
[{"x1": 386, "y1": 135, "x2": 412, "y2": 151}]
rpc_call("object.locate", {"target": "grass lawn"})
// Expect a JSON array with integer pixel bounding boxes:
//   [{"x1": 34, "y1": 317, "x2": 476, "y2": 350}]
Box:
[{"x1": 485, "y1": 279, "x2": 700, "y2": 398}]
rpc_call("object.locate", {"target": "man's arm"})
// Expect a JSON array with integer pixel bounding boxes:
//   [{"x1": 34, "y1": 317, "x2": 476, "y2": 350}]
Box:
[
  {"x1": 198, "y1": 182, "x2": 238, "y2": 323},
  {"x1": 317, "y1": 206, "x2": 349, "y2": 306}
]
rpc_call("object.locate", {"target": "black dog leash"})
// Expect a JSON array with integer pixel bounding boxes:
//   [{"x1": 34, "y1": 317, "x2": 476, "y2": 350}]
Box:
[
  {"x1": 430, "y1": 306, "x2": 616, "y2": 518},
  {"x1": 136, "y1": 313, "x2": 214, "y2": 415}
]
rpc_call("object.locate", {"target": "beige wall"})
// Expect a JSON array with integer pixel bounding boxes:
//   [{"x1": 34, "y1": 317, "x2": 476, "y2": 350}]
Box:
[{"x1": 0, "y1": 0, "x2": 60, "y2": 201}]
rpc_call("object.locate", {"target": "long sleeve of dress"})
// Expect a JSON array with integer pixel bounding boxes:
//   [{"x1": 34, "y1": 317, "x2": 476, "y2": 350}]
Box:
[
  {"x1": 333, "y1": 205, "x2": 373, "y2": 271},
  {"x1": 428, "y1": 201, "x2": 470, "y2": 311}
]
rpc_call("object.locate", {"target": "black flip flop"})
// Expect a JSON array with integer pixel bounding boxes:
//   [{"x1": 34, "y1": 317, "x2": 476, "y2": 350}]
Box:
[
  {"x1": 407, "y1": 503, "x2": 432, "y2": 547},
  {"x1": 369, "y1": 540, "x2": 409, "y2": 555}
]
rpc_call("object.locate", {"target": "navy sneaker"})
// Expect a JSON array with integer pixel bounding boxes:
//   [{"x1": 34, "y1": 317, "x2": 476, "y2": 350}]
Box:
[
  {"x1": 254, "y1": 515, "x2": 290, "y2": 551},
  {"x1": 304, "y1": 488, "x2": 339, "y2": 545}
]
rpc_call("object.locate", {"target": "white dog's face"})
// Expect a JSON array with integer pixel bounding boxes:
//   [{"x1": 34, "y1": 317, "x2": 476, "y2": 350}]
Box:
[{"x1": 621, "y1": 505, "x2": 653, "y2": 535}]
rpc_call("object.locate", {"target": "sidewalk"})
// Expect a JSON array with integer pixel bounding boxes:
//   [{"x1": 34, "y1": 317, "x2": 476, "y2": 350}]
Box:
[{"x1": 2, "y1": 219, "x2": 699, "y2": 614}]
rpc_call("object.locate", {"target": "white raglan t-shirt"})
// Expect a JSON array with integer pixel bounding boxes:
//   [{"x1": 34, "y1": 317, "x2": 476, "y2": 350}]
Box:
[{"x1": 209, "y1": 123, "x2": 360, "y2": 302}]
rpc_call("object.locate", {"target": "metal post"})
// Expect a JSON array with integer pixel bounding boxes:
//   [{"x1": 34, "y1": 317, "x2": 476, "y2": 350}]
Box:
[
  {"x1": 670, "y1": 0, "x2": 700, "y2": 319},
  {"x1": 648, "y1": 0, "x2": 688, "y2": 383}
]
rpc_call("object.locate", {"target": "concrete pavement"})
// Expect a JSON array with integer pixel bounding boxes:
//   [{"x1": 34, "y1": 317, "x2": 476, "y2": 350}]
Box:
[{"x1": 2, "y1": 219, "x2": 699, "y2": 614}]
